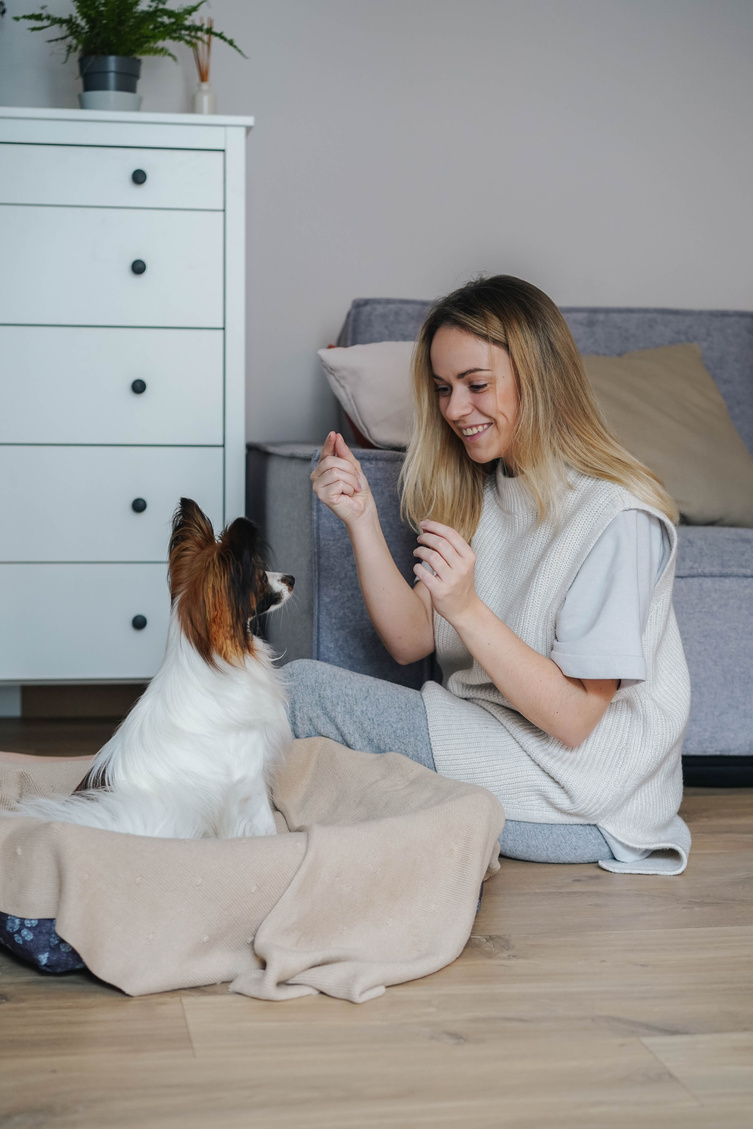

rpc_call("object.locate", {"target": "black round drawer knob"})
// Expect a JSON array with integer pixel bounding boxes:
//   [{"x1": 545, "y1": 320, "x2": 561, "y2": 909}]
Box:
[
  {"x1": 131, "y1": 379, "x2": 147, "y2": 394},
  {"x1": 131, "y1": 259, "x2": 147, "y2": 275},
  {"x1": 131, "y1": 497, "x2": 147, "y2": 513},
  {"x1": 132, "y1": 615, "x2": 147, "y2": 631},
  {"x1": 132, "y1": 169, "x2": 147, "y2": 185}
]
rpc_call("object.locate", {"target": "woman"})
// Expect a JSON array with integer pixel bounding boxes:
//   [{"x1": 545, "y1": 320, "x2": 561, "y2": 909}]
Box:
[{"x1": 287, "y1": 276, "x2": 691, "y2": 874}]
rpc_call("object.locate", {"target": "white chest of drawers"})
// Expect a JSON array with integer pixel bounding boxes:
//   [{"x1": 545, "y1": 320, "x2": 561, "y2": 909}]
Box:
[{"x1": 0, "y1": 107, "x2": 253, "y2": 683}]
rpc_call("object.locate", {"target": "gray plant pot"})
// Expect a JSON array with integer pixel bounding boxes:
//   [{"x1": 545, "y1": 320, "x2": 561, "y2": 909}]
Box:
[
  {"x1": 78, "y1": 56, "x2": 142, "y2": 111},
  {"x1": 79, "y1": 55, "x2": 141, "y2": 92}
]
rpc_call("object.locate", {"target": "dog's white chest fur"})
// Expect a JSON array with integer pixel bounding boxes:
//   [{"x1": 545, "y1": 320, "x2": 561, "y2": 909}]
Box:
[{"x1": 84, "y1": 613, "x2": 291, "y2": 838}]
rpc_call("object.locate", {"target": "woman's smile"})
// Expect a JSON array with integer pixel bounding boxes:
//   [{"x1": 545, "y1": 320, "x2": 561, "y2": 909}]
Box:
[{"x1": 460, "y1": 422, "x2": 492, "y2": 438}]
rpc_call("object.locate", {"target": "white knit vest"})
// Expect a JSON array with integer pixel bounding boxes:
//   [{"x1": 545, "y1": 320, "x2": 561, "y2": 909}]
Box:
[{"x1": 422, "y1": 465, "x2": 692, "y2": 875}]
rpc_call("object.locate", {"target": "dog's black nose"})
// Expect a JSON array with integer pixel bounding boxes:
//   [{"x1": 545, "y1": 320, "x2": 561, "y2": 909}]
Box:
[{"x1": 282, "y1": 574, "x2": 295, "y2": 591}]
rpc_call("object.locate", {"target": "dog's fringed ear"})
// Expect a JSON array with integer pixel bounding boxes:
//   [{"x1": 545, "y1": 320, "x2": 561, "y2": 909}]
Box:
[
  {"x1": 168, "y1": 498, "x2": 217, "y2": 601},
  {"x1": 220, "y1": 515, "x2": 259, "y2": 564},
  {"x1": 218, "y1": 516, "x2": 263, "y2": 646}
]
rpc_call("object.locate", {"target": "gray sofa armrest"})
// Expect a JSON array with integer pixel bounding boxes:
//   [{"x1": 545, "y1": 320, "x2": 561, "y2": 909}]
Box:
[
  {"x1": 674, "y1": 527, "x2": 753, "y2": 756},
  {"x1": 246, "y1": 442, "x2": 318, "y2": 664}
]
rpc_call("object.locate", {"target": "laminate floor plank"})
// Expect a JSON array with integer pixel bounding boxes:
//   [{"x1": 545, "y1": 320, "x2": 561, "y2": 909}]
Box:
[
  {"x1": 477, "y1": 851, "x2": 753, "y2": 936},
  {"x1": 0, "y1": 953, "x2": 116, "y2": 1005},
  {"x1": 0, "y1": 1036, "x2": 702, "y2": 1129},
  {"x1": 0, "y1": 994, "x2": 193, "y2": 1059},
  {"x1": 177, "y1": 923, "x2": 751, "y2": 1041},
  {"x1": 643, "y1": 1032, "x2": 753, "y2": 1099}
]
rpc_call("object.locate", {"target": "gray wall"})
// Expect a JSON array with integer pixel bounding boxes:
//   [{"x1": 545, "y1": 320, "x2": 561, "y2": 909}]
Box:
[{"x1": 2, "y1": 0, "x2": 752, "y2": 443}]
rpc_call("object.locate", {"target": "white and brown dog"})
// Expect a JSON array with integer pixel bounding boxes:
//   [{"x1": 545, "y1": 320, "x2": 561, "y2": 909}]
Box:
[{"x1": 12, "y1": 498, "x2": 294, "y2": 839}]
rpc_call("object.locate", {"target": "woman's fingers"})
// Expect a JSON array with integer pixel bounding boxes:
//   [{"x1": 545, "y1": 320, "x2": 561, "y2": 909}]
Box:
[
  {"x1": 416, "y1": 530, "x2": 462, "y2": 569},
  {"x1": 416, "y1": 529, "x2": 475, "y2": 577},
  {"x1": 414, "y1": 520, "x2": 477, "y2": 615},
  {"x1": 311, "y1": 456, "x2": 362, "y2": 485},
  {"x1": 413, "y1": 544, "x2": 451, "y2": 579},
  {"x1": 334, "y1": 432, "x2": 359, "y2": 466},
  {"x1": 419, "y1": 519, "x2": 473, "y2": 558},
  {"x1": 414, "y1": 562, "x2": 438, "y2": 587},
  {"x1": 334, "y1": 434, "x2": 368, "y2": 491},
  {"x1": 314, "y1": 434, "x2": 367, "y2": 486},
  {"x1": 311, "y1": 433, "x2": 375, "y2": 529},
  {"x1": 414, "y1": 551, "x2": 443, "y2": 576},
  {"x1": 314, "y1": 433, "x2": 359, "y2": 478},
  {"x1": 319, "y1": 431, "x2": 337, "y2": 460},
  {"x1": 315, "y1": 466, "x2": 360, "y2": 494}
]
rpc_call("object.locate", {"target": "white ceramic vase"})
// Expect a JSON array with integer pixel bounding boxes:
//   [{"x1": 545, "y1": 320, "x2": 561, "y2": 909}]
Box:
[{"x1": 192, "y1": 82, "x2": 217, "y2": 115}]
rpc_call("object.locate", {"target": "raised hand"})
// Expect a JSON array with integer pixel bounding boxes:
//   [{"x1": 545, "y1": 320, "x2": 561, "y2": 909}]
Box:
[
  {"x1": 310, "y1": 432, "x2": 375, "y2": 526},
  {"x1": 413, "y1": 519, "x2": 479, "y2": 624}
]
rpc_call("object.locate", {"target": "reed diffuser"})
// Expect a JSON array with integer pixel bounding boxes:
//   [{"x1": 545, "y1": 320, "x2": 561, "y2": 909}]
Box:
[{"x1": 192, "y1": 18, "x2": 216, "y2": 114}]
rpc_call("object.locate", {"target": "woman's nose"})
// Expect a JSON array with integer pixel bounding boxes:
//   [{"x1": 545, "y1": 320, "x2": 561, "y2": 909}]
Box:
[{"x1": 445, "y1": 388, "x2": 472, "y2": 419}]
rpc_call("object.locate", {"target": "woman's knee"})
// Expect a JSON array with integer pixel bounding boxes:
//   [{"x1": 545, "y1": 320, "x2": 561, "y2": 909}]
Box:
[
  {"x1": 283, "y1": 659, "x2": 329, "y2": 697},
  {"x1": 282, "y1": 660, "x2": 341, "y2": 737},
  {"x1": 283, "y1": 658, "x2": 314, "y2": 686}
]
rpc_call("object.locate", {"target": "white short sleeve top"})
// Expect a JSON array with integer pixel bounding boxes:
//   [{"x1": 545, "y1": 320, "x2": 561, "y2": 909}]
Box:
[{"x1": 550, "y1": 508, "x2": 671, "y2": 686}]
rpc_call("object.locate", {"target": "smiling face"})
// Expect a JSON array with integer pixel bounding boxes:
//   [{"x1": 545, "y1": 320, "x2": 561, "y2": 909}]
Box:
[{"x1": 430, "y1": 324, "x2": 519, "y2": 465}]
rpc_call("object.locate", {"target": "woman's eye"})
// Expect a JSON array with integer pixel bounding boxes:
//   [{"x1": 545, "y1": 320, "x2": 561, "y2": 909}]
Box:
[
  {"x1": 435, "y1": 385, "x2": 450, "y2": 396},
  {"x1": 469, "y1": 383, "x2": 488, "y2": 393}
]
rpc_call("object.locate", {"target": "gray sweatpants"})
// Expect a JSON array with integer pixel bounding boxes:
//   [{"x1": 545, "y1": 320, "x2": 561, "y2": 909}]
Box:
[{"x1": 284, "y1": 659, "x2": 614, "y2": 864}]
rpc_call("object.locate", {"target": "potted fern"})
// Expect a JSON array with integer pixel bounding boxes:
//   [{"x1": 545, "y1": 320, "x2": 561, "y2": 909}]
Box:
[{"x1": 14, "y1": 0, "x2": 245, "y2": 111}]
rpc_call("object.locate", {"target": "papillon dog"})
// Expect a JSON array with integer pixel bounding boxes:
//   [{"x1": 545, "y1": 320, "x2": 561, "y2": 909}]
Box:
[{"x1": 11, "y1": 498, "x2": 294, "y2": 839}]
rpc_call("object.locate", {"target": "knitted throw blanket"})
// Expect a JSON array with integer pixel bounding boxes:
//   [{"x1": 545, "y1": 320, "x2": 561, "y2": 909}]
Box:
[{"x1": 0, "y1": 740, "x2": 503, "y2": 1002}]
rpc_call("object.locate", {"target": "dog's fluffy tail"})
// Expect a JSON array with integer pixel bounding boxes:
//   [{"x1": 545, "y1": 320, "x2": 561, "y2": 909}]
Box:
[{"x1": 8, "y1": 789, "x2": 209, "y2": 839}]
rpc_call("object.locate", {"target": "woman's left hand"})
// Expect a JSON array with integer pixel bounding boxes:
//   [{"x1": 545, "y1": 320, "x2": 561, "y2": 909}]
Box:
[{"x1": 413, "y1": 520, "x2": 479, "y2": 624}]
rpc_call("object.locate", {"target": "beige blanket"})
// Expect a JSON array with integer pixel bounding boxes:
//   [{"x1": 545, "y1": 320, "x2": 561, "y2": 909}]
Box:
[{"x1": 0, "y1": 739, "x2": 503, "y2": 1003}]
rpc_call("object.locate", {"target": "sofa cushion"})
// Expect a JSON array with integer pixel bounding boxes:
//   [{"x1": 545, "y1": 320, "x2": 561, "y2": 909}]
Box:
[
  {"x1": 584, "y1": 344, "x2": 753, "y2": 527},
  {"x1": 318, "y1": 342, "x2": 413, "y2": 449}
]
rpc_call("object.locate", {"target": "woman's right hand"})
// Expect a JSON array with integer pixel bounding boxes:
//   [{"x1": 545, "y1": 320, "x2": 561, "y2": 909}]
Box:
[{"x1": 310, "y1": 432, "x2": 375, "y2": 526}]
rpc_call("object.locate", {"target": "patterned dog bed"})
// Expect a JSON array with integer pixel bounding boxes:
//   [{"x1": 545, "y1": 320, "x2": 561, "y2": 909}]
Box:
[{"x1": 0, "y1": 912, "x2": 84, "y2": 972}]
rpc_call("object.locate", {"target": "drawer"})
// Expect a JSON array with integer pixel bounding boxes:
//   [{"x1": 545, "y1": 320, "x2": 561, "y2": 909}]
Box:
[
  {"x1": 0, "y1": 564, "x2": 170, "y2": 681},
  {"x1": 0, "y1": 143, "x2": 224, "y2": 210},
  {"x1": 0, "y1": 205, "x2": 223, "y2": 328},
  {"x1": 0, "y1": 447, "x2": 225, "y2": 562},
  {"x1": 0, "y1": 327, "x2": 223, "y2": 445}
]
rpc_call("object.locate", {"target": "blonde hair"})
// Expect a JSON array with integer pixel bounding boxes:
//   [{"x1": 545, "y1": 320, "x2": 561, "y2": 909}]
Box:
[{"x1": 400, "y1": 275, "x2": 678, "y2": 541}]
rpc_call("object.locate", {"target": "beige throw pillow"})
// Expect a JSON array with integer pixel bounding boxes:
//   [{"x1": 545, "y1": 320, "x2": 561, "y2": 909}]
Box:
[
  {"x1": 583, "y1": 343, "x2": 753, "y2": 527},
  {"x1": 318, "y1": 342, "x2": 414, "y2": 449},
  {"x1": 319, "y1": 340, "x2": 753, "y2": 527}
]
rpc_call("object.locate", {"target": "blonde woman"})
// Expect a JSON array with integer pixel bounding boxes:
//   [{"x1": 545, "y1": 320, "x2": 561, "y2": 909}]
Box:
[{"x1": 286, "y1": 276, "x2": 691, "y2": 874}]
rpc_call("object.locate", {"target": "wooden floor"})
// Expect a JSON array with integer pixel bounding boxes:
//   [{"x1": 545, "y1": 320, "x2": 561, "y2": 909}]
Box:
[{"x1": 1, "y1": 719, "x2": 751, "y2": 1128}]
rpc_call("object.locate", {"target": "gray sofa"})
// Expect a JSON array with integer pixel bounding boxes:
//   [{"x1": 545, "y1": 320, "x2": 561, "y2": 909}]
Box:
[{"x1": 248, "y1": 300, "x2": 753, "y2": 785}]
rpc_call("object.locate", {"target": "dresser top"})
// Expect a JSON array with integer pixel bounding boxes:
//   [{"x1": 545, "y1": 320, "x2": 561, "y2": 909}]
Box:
[{"x1": 0, "y1": 106, "x2": 254, "y2": 130}]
